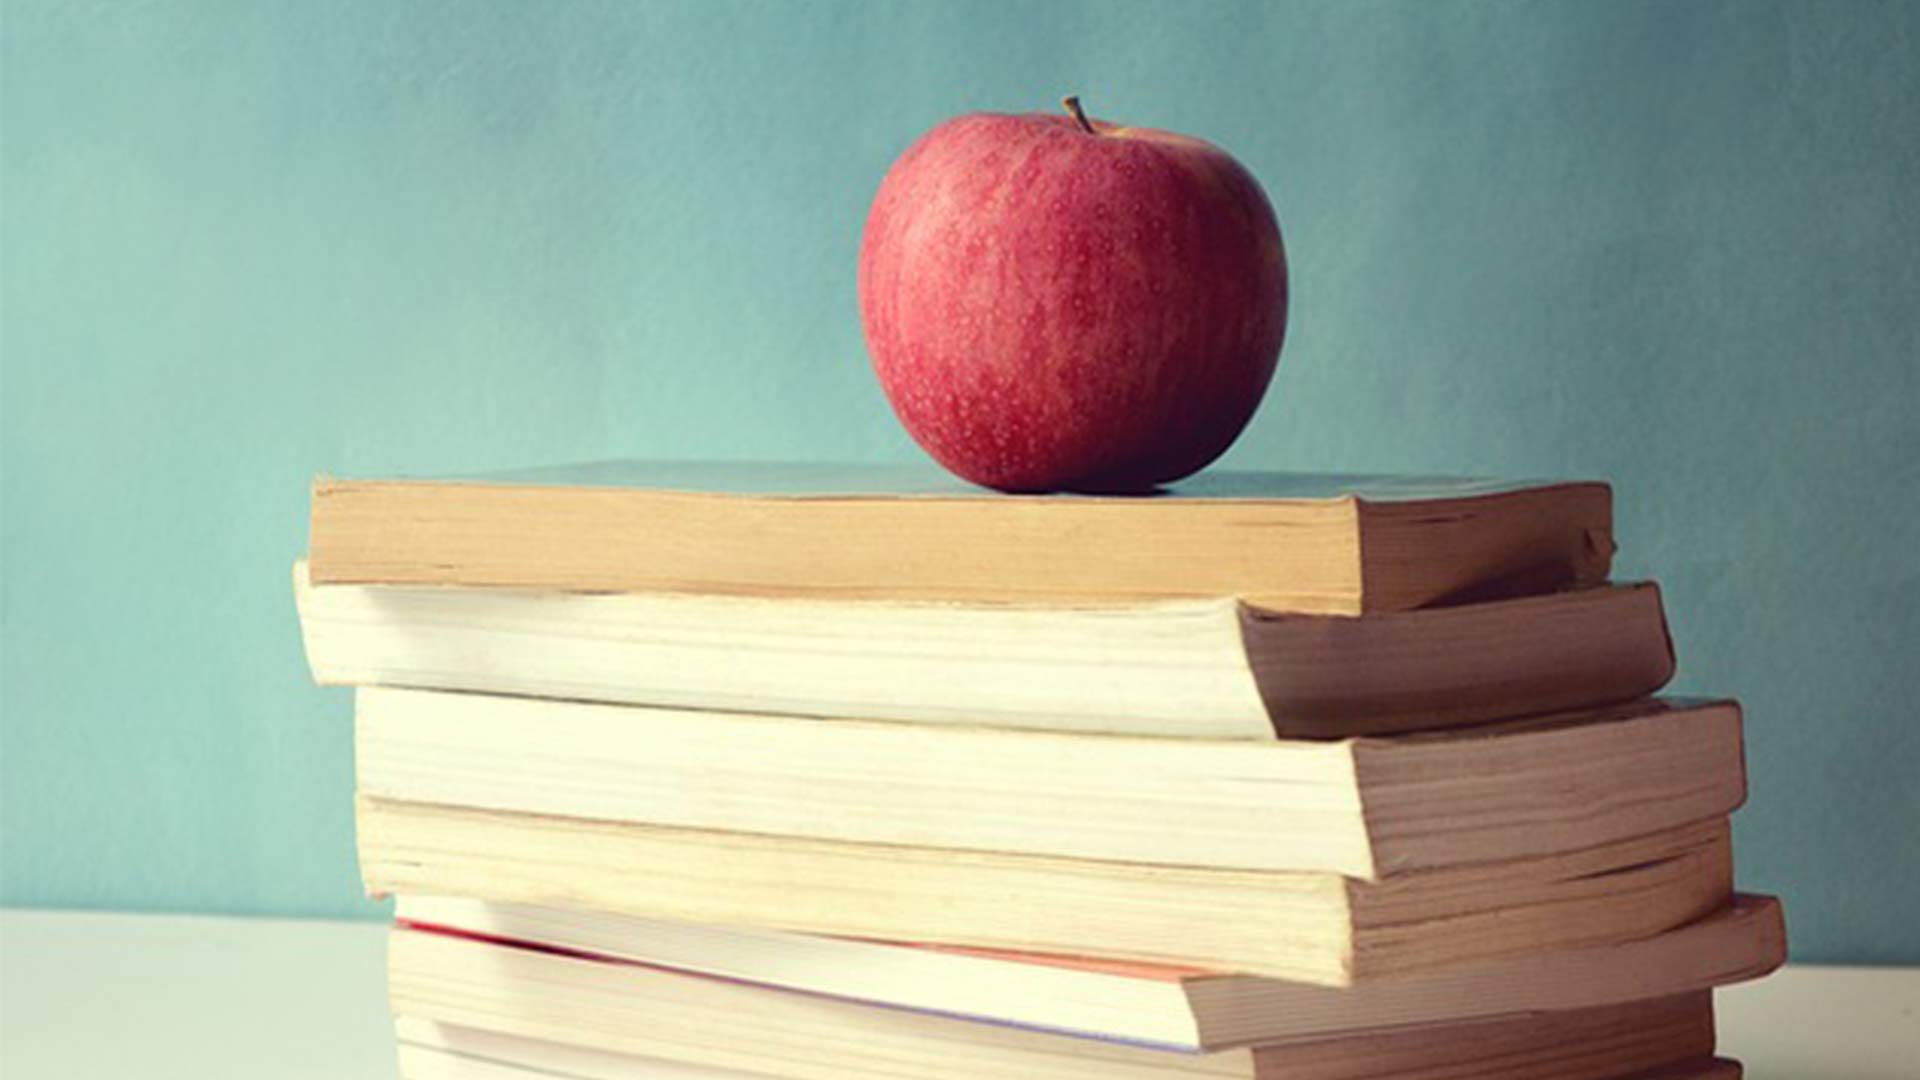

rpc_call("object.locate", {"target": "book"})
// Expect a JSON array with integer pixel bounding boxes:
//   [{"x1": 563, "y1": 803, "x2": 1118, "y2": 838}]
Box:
[
  {"x1": 396, "y1": 894, "x2": 1784, "y2": 1052},
  {"x1": 306, "y1": 462, "x2": 1613, "y2": 615},
  {"x1": 388, "y1": 925, "x2": 1721, "y2": 1080},
  {"x1": 297, "y1": 567, "x2": 1674, "y2": 739},
  {"x1": 357, "y1": 689, "x2": 1744, "y2": 877},
  {"x1": 358, "y1": 800, "x2": 1733, "y2": 984},
  {"x1": 393, "y1": 1027, "x2": 1744, "y2": 1080},
  {"x1": 393, "y1": 1031, "x2": 1743, "y2": 1080}
]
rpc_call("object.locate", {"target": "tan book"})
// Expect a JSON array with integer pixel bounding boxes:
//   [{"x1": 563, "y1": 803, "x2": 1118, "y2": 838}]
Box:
[
  {"x1": 308, "y1": 463, "x2": 1613, "y2": 615},
  {"x1": 397, "y1": 894, "x2": 1783, "y2": 1052},
  {"x1": 358, "y1": 689, "x2": 1743, "y2": 877},
  {"x1": 359, "y1": 799, "x2": 1733, "y2": 985},
  {"x1": 297, "y1": 566, "x2": 1673, "y2": 740},
  {"x1": 388, "y1": 926, "x2": 1718, "y2": 1080}
]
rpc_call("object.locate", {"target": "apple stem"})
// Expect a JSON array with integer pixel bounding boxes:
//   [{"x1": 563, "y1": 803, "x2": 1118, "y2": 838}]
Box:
[{"x1": 1061, "y1": 96, "x2": 1097, "y2": 135}]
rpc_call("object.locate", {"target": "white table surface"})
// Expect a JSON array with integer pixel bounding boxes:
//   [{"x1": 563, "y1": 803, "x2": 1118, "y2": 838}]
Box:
[{"x1": 1, "y1": 909, "x2": 1914, "y2": 1079}]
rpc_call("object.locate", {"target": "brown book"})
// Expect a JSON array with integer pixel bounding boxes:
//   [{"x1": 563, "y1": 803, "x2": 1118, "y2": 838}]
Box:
[{"x1": 308, "y1": 462, "x2": 1613, "y2": 615}]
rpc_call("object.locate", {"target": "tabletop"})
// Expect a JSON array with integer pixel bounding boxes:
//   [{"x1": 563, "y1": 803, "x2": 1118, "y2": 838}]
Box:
[{"x1": 2, "y1": 908, "x2": 1915, "y2": 1079}]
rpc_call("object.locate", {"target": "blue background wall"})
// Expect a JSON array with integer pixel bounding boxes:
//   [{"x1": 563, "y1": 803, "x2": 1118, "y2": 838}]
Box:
[{"x1": 4, "y1": 1, "x2": 1916, "y2": 961}]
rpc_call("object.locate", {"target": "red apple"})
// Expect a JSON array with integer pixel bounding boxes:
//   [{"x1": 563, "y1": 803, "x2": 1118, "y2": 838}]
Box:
[{"x1": 858, "y1": 98, "x2": 1288, "y2": 492}]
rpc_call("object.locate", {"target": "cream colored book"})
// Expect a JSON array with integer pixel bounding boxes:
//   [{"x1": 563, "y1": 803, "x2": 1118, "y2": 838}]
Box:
[
  {"x1": 297, "y1": 565, "x2": 1673, "y2": 739},
  {"x1": 358, "y1": 688, "x2": 1743, "y2": 877},
  {"x1": 393, "y1": 1029, "x2": 1743, "y2": 1080},
  {"x1": 308, "y1": 463, "x2": 1614, "y2": 615},
  {"x1": 397, "y1": 1032, "x2": 756, "y2": 1079},
  {"x1": 359, "y1": 800, "x2": 1733, "y2": 985},
  {"x1": 396, "y1": 894, "x2": 1783, "y2": 1052},
  {"x1": 388, "y1": 926, "x2": 1720, "y2": 1080},
  {"x1": 396, "y1": 1031, "x2": 761, "y2": 1079}
]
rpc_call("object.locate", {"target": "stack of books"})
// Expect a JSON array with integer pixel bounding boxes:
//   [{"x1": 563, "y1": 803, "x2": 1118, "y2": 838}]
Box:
[{"x1": 295, "y1": 462, "x2": 1785, "y2": 1080}]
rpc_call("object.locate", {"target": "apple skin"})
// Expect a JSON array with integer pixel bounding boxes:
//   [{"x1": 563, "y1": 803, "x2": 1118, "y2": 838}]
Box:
[{"x1": 858, "y1": 108, "x2": 1288, "y2": 492}]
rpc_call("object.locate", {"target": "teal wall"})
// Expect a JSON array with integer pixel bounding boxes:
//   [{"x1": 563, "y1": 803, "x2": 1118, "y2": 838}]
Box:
[{"x1": 4, "y1": 1, "x2": 1916, "y2": 962}]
